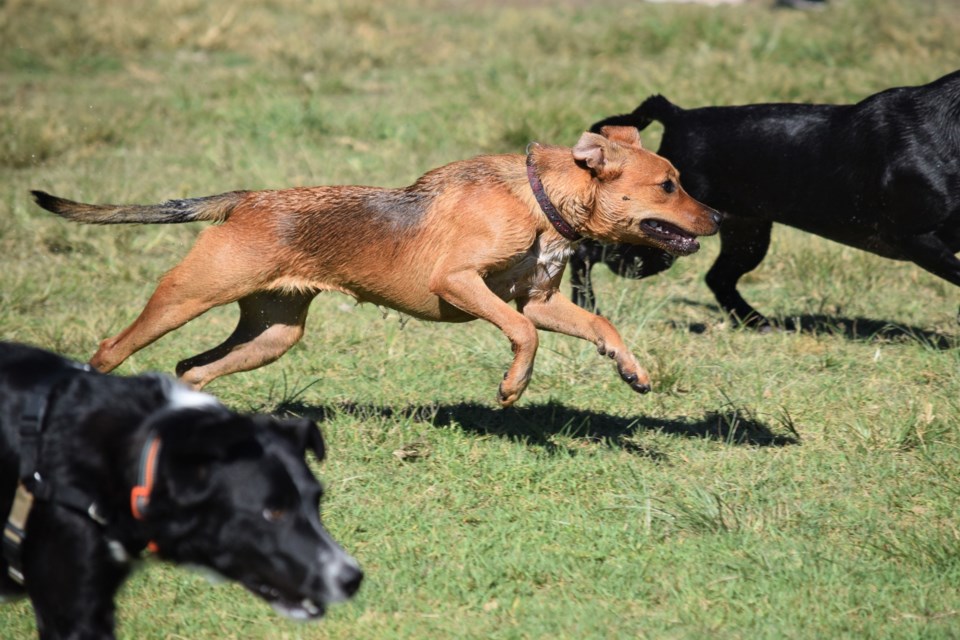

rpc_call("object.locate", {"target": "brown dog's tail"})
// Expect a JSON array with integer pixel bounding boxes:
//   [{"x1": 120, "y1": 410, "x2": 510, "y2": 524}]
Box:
[
  {"x1": 590, "y1": 94, "x2": 683, "y2": 133},
  {"x1": 30, "y1": 189, "x2": 249, "y2": 225}
]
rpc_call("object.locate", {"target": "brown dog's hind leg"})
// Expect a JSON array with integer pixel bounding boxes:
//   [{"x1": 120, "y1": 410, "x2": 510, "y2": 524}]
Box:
[
  {"x1": 90, "y1": 275, "x2": 233, "y2": 374},
  {"x1": 520, "y1": 293, "x2": 651, "y2": 394},
  {"x1": 88, "y1": 225, "x2": 273, "y2": 374},
  {"x1": 430, "y1": 270, "x2": 539, "y2": 407},
  {"x1": 176, "y1": 290, "x2": 315, "y2": 389}
]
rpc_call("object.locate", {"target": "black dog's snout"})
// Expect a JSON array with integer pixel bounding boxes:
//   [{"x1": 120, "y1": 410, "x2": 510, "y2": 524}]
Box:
[{"x1": 338, "y1": 563, "x2": 364, "y2": 598}]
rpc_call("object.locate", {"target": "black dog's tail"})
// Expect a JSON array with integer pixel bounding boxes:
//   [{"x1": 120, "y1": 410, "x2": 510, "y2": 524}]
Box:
[
  {"x1": 590, "y1": 94, "x2": 684, "y2": 133},
  {"x1": 31, "y1": 189, "x2": 249, "y2": 225}
]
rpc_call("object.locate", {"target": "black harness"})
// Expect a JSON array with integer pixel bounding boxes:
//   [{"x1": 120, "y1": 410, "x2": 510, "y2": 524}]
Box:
[{"x1": 3, "y1": 368, "x2": 106, "y2": 585}]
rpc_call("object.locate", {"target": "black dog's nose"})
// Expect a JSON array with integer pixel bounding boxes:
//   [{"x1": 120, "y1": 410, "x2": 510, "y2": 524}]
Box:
[{"x1": 339, "y1": 563, "x2": 363, "y2": 598}]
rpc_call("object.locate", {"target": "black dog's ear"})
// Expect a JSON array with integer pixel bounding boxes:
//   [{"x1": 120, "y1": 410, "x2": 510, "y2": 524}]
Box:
[{"x1": 275, "y1": 417, "x2": 326, "y2": 462}]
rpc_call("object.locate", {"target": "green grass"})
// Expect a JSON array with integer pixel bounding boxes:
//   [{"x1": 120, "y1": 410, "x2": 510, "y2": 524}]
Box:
[{"x1": 2, "y1": 0, "x2": 960, "y2": 637}]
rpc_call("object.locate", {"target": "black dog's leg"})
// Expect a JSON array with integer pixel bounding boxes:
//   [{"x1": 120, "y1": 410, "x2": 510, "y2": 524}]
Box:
[
  {"x1": 705, "y1": 217, "x2": 774, "y2": 329},
  {"x1": 24, "y1": 509, "x2": 129, "y2": 640},
  {"x1": 571, "y1": 242, "x2": 675, "y2": 312},
  {"x1": 569, "y1": 242, "x2": 599, "y2": 311},
  {"x1": 896, "y1": 232, "x2": 960, "y2": 323},
  {"x1": 903, "y1": 238, "x2": 960, "y2": 286},
  {"x1": 615, "y1": 244, "x2": 676, "y2": 281}
]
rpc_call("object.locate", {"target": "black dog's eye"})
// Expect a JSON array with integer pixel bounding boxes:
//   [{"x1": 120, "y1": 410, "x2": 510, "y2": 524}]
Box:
[
  {"x1": 661, "y1": 180, "x2": 676, "y2": 194},
  {"x1": 262, "y1": 508, "x2": 287, "y2": 523}
]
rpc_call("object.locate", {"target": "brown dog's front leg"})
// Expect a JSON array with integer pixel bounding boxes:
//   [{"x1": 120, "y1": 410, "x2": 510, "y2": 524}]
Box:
[
  {"x1": 520, "y1": 293, "x2": 651, "y2": 394},
  {"x1": 430, "y1": 270, "x2": 539, "y2": 407}
]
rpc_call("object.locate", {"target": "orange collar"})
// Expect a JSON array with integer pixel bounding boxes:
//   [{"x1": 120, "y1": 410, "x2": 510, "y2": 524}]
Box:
[{"x1": 130, "y1": 436, "x2": 161, "y2": 521}]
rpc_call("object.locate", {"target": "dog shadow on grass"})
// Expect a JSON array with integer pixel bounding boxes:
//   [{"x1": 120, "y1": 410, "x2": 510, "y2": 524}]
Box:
[
  {"x1": 780, "y1": 314, "x2": 956, "y2": 349},
  {"x1": 277, "y1": 399, "x2": 798, "y2": 459},
  {"x1": 671, "y1": 299, "x2": 955, "y2": 349}
]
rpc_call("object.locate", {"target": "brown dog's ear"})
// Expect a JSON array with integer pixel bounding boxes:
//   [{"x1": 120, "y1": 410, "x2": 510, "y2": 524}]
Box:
[
  {"x1": 572, "y1": 132, "x2": 611, "y2": 171},
  {"x1": 572, "y1": 130, "x2": 632, "y2": 179},
  {"x1": 600, "y1": 125, "x2": 643, "y2": 150}
]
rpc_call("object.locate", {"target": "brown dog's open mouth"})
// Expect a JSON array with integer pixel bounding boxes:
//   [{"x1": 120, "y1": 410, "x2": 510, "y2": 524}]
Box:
[{"x1": 640, "y1": 219, "x2": 701, "y2": 255}]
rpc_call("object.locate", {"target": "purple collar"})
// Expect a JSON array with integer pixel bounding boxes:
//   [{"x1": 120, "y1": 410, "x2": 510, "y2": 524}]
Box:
[{"x1": 525, "y1": 149, "x2": 582, "y2": 242}]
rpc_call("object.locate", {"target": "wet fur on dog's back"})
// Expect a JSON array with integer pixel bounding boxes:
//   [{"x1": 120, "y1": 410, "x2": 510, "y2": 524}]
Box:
[
  {"x1": 33, "y1": 127, "x2": 720, "y2": 404},
  {"x1": 575, "y1": 70, "x2": 960, "y2": 326},
  {"x1": 0, "y1": 342, "x2": 361, "y2": 640}
]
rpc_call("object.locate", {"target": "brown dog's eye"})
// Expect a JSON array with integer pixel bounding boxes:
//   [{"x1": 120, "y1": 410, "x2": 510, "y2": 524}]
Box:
[
  {"x1": 661, "y1": 180, "x2": 676, "y2": 194},
  {"x1": 262, "y1": 508, "x2": 287, "y2": 523}
]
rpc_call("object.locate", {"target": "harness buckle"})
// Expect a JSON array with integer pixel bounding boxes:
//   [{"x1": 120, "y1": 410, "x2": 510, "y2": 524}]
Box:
[
  {"x1": 87, "y1": 503, "x2": 107, "y2": 526},
  {"x1": 3, "y1": 484, "x2": 35, "y2": 585}
]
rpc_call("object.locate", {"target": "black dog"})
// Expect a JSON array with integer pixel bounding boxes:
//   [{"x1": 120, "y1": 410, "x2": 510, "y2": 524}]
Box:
[
  {"x1": 0, "y1": 341, "x2": 362, "y2": 639},
  {"x1": 573, "y1": 69, "x2": 960, "y2": 327},
  {"x1": 568, "y1": 241, "x2": 677, "y2": 313}
]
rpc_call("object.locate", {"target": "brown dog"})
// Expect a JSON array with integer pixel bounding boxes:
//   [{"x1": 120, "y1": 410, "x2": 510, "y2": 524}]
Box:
[{"x1": 32, "y1": 126, "x2": 719, "y2": 406}]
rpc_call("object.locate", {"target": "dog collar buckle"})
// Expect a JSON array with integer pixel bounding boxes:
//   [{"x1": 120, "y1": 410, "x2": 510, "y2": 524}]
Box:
[{"x1": 526, "y1": 145, "x2": 583, "y2": 242}]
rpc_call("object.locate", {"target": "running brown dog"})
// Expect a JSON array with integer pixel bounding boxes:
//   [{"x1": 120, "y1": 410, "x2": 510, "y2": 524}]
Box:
[{"x1": 32, "y1": 126, "x2": 720, "y2": 406}]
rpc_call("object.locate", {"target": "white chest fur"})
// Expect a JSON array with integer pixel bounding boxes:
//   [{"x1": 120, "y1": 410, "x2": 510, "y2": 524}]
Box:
[{"x1": 483, "y1": 235, "x2": 573, "y2": 301}]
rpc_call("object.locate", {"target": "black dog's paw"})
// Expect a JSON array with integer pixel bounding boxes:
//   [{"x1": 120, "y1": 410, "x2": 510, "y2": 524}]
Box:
[{"x1": 730, "y1": 311, "x2": 774, "y2": 332}]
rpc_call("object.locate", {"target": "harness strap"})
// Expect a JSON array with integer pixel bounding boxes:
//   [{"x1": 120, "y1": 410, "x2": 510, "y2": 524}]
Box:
[
  {"x1": 32, "y1": 482, "x2": 107, "y2": 525},
  {"x1": 3, "y1": 369, "x2": 106, "y2": 585},
  {"x1": 3, "y1": 481, "x2": 108, "y2": 586},
  {"x1": 17, "y1": 394, "x2": 46, "y2": 483},
  {"x1": 2, "y1": 485, "x2": 34, "y2": 585}
]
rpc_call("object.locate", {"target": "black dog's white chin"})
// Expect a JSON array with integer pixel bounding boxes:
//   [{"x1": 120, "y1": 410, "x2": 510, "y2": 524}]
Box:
[
  {"x1": 250, "y1": 583, "x2": 326, "y2": 621},
  {"x1": 270, "y1": 598, "x2": 326, "y2": 621},
  {"x1": 640, "y1": 219, "x2": 701, "y2": 255}
]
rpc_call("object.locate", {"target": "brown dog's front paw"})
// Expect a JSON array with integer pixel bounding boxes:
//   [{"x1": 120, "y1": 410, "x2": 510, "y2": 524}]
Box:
[
  {"x1": 498, "y1": 369, "x2": 533, "y2": 407},
  {"x1": 89, "y1": 338, "x2": 119, "y2": 373},
  {"x1": 618, "y1": 363, "x2": 651, "y2": 395},
  {"x1": 621, "y1": 372, "x2": 651, "y2": 394},
  {"x1": 497, "y1": 382, "x2": 520, "y2": 408}
]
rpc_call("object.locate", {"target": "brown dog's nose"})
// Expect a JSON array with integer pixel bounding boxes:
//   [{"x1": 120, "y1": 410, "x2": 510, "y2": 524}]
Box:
[{"x1": 710, "y1": 208, "x2": 723, "y2": 227}]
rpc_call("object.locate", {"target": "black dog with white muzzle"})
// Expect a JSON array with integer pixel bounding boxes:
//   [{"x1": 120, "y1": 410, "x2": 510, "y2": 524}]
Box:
[{"x1": 0, "y1": 341, "x2": 361, "y2": 640}]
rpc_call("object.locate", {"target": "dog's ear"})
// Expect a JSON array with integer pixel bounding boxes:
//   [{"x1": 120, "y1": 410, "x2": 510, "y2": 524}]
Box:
[
  {"x1": 573, "y1": 130, "x2": 636, "y2": 178},
  {"x1": 572, "y1": 132, "x2": 609, "y2": 170},
  {"x1": 275, "y1": 417, "x2": 326, "y2": 461},
  {"x1": 600, "y1": 125, "x2": 643, "y2": 150}
]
